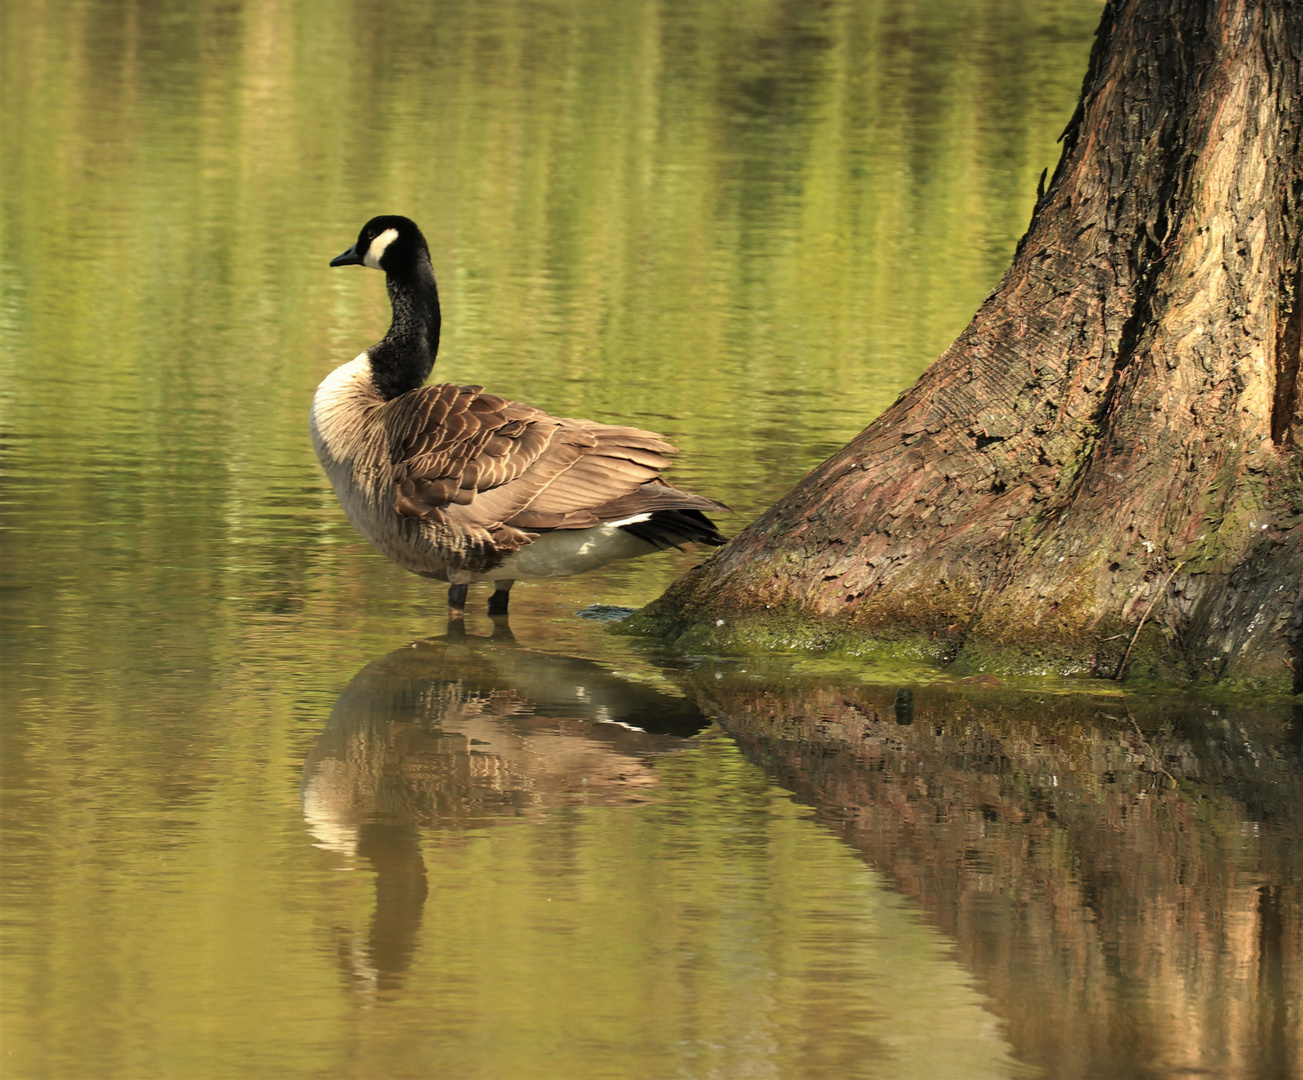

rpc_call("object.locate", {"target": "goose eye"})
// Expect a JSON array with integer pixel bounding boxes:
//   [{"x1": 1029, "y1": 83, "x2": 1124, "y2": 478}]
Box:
[{"x1": 362, "y1": 226, "x2": 401, "y2": 269}]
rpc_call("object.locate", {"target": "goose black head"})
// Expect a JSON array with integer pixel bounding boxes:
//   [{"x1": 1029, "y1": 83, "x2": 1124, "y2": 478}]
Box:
[{"x1": 330, "y1": 215, "x2": 428, "y2": 274}]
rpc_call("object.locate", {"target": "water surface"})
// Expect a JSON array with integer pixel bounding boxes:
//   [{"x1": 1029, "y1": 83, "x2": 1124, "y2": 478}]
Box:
[{"x1": 8, "y1": 2, "x2": 1295, "y2": 1079}]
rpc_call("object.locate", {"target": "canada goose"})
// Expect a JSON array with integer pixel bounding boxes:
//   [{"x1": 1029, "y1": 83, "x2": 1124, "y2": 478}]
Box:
[{"x1": 312, "y1": 215, "x2": 728, "y2": 617}]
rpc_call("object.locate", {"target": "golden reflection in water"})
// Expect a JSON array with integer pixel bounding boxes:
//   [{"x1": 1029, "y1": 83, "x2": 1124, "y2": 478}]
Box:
[{"x1": 297, "y1": 632, "x2": 1031, "y2": 1079}]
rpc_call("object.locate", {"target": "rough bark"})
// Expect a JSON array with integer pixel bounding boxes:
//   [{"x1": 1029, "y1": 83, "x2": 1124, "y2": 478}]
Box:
[{"x1": 632, "y1": 0, "x2": 1303, "y2": 692}]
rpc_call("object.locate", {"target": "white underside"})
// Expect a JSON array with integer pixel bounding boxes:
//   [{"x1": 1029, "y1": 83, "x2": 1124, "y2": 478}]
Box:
[{"x1": 450, "y1": 524, "x2": 656, "y2": 584}]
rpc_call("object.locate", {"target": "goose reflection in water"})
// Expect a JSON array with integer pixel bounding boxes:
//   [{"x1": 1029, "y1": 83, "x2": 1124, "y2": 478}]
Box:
[{"x1": 301, "y1": 624, "x2": 709, "y2": 994}]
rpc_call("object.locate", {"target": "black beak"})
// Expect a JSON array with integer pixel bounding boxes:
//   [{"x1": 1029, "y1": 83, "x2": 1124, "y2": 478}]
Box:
[{"x1": 330, "y1": 245, "x2": 364, "y2": 267}]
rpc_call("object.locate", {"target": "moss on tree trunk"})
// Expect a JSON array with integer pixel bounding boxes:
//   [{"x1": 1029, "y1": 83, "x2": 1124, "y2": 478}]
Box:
[{"x1": 630, "y1": 0, "x2": 1303, "y2": 694}]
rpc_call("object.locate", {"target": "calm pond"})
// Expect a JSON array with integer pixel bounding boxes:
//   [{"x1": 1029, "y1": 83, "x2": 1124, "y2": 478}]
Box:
[{"x1": 1, "y1": 1, "x2": 1299, "y2": 1078}]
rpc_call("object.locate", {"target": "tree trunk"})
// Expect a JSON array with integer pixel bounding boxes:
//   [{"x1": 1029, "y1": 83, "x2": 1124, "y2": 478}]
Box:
[{"x1": 631, "y1": 0, "x2": 1303, "y2": 692}]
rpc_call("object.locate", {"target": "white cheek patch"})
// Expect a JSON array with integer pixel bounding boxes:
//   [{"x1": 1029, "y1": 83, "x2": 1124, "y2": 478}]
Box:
[{"x1": 362, "y1": 227, "x2": 400, "y2": 269}]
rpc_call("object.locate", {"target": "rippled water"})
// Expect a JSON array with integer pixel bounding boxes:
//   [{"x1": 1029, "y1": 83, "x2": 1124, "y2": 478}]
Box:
[{"x1": 4, "y1": 1, "x2": 1299, "y2": 1078}]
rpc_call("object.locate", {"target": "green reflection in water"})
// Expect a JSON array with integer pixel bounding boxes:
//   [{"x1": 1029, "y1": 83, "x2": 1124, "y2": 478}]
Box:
[
  {"x1": 0, "y1": 0, "x2": 1101, "y2": 1075},
  {"x1": 0, "y1": 0, "x2": 1101, "y2": 666}
]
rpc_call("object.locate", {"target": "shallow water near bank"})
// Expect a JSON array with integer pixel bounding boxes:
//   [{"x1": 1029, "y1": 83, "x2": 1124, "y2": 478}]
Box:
[{"x1": 3, "y1": 0, "x2": 1299, "y2": 1077}]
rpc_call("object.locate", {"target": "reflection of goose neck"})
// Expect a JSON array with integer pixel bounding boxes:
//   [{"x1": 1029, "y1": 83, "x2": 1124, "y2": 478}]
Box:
[{"x1": 357, "y1": 820, "x2": 428, "y2": 990}]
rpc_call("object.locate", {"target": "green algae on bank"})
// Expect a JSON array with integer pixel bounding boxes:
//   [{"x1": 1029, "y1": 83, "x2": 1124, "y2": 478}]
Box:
[{"x1": 619, "y1": 599, "x2": 1301, "y2": 698}]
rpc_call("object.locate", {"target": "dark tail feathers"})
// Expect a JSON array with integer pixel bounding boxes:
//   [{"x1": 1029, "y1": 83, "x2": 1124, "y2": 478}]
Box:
[{"x1": 619, "y1": 508, "x2": 727, "y2": 550}]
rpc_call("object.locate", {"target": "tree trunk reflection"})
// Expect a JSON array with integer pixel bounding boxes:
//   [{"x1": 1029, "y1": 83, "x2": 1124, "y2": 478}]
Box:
[{"x1": 685, "y1": 672, "x2": 1303, "y2": 1079}]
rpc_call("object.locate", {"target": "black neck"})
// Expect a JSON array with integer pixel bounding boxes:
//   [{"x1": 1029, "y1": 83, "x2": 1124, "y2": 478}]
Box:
[{"x1": 367, "y1": 250, "x2": 441, "y2": 400}]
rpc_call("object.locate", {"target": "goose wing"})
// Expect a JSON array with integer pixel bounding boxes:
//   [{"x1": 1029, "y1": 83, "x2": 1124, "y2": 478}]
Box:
[
  {"x1": 492, "y1": 420, "x2": 683, "y2": 530},
  {"x1": 379, "y1": 384, "x2": 692, "y2": 558}
]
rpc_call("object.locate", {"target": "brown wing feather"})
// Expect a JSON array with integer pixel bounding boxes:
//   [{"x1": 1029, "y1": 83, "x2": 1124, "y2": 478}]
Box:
[
  {"x1": 380, "y1": 385, "x2": 557, "y2": 519},
  {"x1": 517, "y1": 420, "x2": 679, "y2": 519},
  {"x1": 378, "y1": 385, "x2": 718, "y2": 557}
]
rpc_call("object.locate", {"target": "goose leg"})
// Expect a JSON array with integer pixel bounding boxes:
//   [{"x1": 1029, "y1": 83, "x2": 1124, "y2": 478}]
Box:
[
  {"x1": 487, "y1": 579, "x2": 514, "y2": 616},
  {"x1": 447, "y1": 582, "x2": 468, "y2": 618}
]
